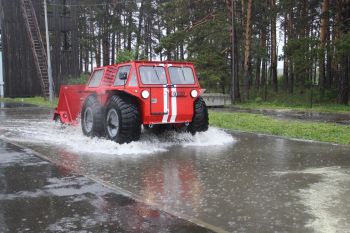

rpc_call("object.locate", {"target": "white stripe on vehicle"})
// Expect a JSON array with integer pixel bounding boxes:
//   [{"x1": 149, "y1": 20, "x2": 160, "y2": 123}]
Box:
[
  {"x1": 162, "y1": 85, "x2": 169, "y2": 123},
  {"x1": 170, "y1": 85, "x2": 177, "y2": 123}
]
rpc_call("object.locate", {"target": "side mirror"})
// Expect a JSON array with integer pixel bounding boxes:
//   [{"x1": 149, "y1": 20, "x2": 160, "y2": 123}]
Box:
[{"x1": 119, "y1": 72, "x2": 128, "y2": 80}]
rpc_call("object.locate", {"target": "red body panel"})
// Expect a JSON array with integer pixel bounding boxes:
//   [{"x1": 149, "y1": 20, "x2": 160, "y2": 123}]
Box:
[
  {"x1": 54, "y1": 85, "x2": 87, "y2": 124},
  {"x1": 55, "y1": 61, "x2": 203, "y2": 126}
]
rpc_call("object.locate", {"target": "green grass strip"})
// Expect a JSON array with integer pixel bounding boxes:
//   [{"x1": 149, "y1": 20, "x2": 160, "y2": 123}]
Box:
[
  {"x1": 1, "y1": 97, "x2": 57, "y2": 108},
  {"x1": 235, "y1": 102, "x2": 350, "y2": 114},
  {"x1": 210, "y1": 111, "x2": 350, "y2": 145}
]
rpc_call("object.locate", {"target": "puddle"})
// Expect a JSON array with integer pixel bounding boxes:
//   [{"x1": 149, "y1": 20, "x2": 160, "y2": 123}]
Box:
[{"x1": 274, "y1": 167, "x2": 350, "y2": 233}]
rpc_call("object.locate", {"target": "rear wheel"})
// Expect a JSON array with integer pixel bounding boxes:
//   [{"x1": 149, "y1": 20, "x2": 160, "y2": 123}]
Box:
[
  {"x1": 81, "y1": 95, "x2": 105, "y2": 137},
  {"x1": 105, "y1": 95, "x2": 141, "y2": 144},
  {"x1": 188, "y1": 97, "x2": 209, "y2": 135}
]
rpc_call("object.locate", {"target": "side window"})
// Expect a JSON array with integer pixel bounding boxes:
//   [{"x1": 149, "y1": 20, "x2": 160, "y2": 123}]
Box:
[
  {"x1": 114, "y1": 65, "x2": 131, "y2": 86},
  {"x1": 169, "y1": 67, "x2": 195, "y2": 85},
  {"x1": 128, "y1": 68, "x2": 138, "y2": 87},
  {"x1": 88, "y1": 69, "x2": 104, "y2": 87},
  {"x1": 139, "y1": 66, "x2": 167, "y2": 85}
]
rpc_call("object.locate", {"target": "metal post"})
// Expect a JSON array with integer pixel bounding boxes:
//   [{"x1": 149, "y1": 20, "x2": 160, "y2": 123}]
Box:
[{"x1": 44, "y1": 0, "x2": 53, "y2": 103}]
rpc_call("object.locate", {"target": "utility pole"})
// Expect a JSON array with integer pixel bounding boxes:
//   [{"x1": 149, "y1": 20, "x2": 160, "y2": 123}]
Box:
[
  {"x1": 231, "y1": 0, "x2": 236, "y2": 104},
  {"x1": 44, "y1": 0, "x2": 54, "y2": 103}
]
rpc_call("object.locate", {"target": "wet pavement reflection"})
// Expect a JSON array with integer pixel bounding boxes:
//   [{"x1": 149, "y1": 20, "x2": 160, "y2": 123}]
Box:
[
  {"x1": 0, "y1": 141, "x2": 212, "y2": 233},
  {"x1": 1, "y1": 103, "x2": 350, "y2": 232}
]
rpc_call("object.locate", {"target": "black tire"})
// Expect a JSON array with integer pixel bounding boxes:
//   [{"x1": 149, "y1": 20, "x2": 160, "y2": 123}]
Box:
[
  {"x1": 188, "y1": 97, "x2": 209, "y2": 135},
  {"x1": 144, "y1": 124, "x2": 169, "y2": 135},
  {"x1": 81, "y1": 95, "x2": 105, "y2": 137},
  {"x1": 105, "y1": 95, "x2": 141, "y2": 144}
]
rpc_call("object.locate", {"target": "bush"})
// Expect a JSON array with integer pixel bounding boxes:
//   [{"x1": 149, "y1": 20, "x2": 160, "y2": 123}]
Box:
[
  {"x1": 116, "y1": 50, "x2": 135, "y2": 63},
  {"x1": 65, "y1": 74, "x2": 90, "y2": 85},
  {"x1": 255, "y1": 97, "x2": 263, "y2": 103}
]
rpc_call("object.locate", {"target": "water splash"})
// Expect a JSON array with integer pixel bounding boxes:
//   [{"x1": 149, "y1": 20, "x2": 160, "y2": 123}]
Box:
[{"x1": 0, "y1": 119, "x2": 235, "y2": 157}]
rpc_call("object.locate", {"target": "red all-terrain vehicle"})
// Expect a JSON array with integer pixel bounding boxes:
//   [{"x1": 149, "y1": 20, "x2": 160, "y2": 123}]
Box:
[{"x1": 54, "y1": 61, "x2": 209, "y2": 143}]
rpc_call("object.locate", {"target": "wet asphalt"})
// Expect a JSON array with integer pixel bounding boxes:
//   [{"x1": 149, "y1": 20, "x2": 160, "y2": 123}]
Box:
[
  {"x1": 0, "y1": 141, "x2": 211, "y2": 233},
  {"x1": 1, "y1": 101, "x2": 350, "y2": 233}
]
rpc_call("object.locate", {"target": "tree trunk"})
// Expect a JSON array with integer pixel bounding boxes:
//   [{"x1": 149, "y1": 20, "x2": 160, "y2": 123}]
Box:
[
  {"x1": 227, "y1": 0, "x2": 240, "y2": 103},
  {"x1": 319, "y1": 0, "x2": 329, "y2": 94},
  {"x1": 287, "y1": 8, "x2": 294, "y2": 94},
  {"x1": 96, "y1": 37, "x2": 101, "y2": 67},
  {"x1": 337, "y1": 0, "x2": 350, "y2": 104},
  {"x1": 270, "y1": 0, "x2": 278, "y2": 92},
  {"x1": 255, "y1": 31, "x2": 263, "y2": 90},
  {"x1": 127, "y1": 3, "x2": 133, "y2": 51},
  {"x1": 111, "y1": 32, "x2": 115, "y2": 64},
  {"x1": 102, "y1": 3, "x2": 110, "y2": 66},
  {"x1": 243, "y1": 0, "x2": 252, "y2": 101},
  {"x1": 135, "y1": 0, "x2": 144, "y2": 60},
  {"x1": 166, "y1": 27, "x2": 171, "y2": 60},
  {"x1": 102, "y1": 34, "x2": 109, "y2": 66},
  {"x1": 283, "y1": 13, "x2": 289, "y2": 90},
  {"x1": 337, "y1": 56, "x2": 349, "y2": 104}
]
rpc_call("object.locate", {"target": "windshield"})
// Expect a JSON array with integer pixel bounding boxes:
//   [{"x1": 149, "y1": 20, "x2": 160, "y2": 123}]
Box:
[
  {"x1": 169, "y1": 67, "x2": 195, "y2": 85},
  {"x1": 139, "y1": 66, "x2": 167, "y2": 85}
]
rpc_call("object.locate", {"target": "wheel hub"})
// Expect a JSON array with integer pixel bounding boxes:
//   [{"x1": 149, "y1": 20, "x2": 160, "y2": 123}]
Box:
[
  {"x1": 107, "y1": 109, "x2": 119, "y2": 138},
  {"x1": 83, "y1": 107, "x2": 93, "y2": 133}
]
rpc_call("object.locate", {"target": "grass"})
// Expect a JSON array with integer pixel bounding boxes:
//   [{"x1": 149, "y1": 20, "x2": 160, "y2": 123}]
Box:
[
  {"x1": 233, "y1": 86, "x2": 350, "y2": 113},
  {"x1": 235, "y1": 102, "x2": 350, "y2": 114},
  {"x1": 210, "y1": 111, "x2": 350, "y2": 145},
  {"x1": 0, "y1": 97, "x2": 57, "y2": 108}
]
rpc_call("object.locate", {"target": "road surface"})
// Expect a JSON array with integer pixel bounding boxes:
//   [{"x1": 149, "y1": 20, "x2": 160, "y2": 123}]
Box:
[{"x1": 1, "y1": 101, "x2": 350, "y2": 233}]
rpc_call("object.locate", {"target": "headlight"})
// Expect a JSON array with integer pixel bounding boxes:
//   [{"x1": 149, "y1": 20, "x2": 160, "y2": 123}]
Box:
[
  {"x1": 141, "y1": 90, "x2": 150, "y2": 99},
  {"x1": 190, "y1": 90, "x2": 198, "y2": 98}
]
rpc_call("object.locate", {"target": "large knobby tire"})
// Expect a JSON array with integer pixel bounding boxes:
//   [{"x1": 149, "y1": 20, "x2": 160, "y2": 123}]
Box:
[
  {"x1": 188, "y1": 97, "x2": 209, "y2": 135},
  {"x1": 105, "y1": 95, "x2": 141, "y2": 144},
  {"x1": 81, "y1": 95, "x2": 105, "y2": 137}
]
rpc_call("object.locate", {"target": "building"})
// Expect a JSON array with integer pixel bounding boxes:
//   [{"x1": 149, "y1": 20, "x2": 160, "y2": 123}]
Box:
[{"x1": 0, "y1": 0, "x2": 79, "y2": 97}]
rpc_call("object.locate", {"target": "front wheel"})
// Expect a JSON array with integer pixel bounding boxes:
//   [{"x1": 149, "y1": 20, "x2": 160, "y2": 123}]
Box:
[
  {"x1": 188, "y1": 97, "x2": 209, "y2": 135},
  {"x1": 105, "y1": 95, "x2": 141, "y2": 144}
]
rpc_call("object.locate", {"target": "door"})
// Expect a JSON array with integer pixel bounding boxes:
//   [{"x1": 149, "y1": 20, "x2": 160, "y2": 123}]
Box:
[
  {"x1": 168, "y1": 66, "x2": 198, "y2": 122},
  {"x1": 138, "y1": 65, "x2": 169, "y2": 118}
]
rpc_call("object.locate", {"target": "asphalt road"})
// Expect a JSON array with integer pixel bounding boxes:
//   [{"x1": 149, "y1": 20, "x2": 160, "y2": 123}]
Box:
[{"x1": 1, "y1": 102, "x2": 350, "y2": 233}]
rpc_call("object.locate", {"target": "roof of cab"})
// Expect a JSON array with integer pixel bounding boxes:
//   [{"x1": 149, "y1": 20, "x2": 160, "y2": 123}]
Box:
[{"x1": 94, "y1": 60, "x2": 195, "y2": 69}]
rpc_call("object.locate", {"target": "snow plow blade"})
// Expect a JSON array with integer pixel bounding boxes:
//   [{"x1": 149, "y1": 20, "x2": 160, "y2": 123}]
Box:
[{"x1": 53, "y1": 85, "x2": 88, "y2": 124}]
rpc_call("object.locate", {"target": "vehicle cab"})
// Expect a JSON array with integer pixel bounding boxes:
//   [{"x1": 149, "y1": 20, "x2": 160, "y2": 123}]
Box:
[{"x1": 85, "y1": 61, "x2": 203, "y2": 126}]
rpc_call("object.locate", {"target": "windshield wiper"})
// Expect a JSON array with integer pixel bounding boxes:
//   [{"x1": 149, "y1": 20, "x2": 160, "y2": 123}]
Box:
[
  {"x1": 181, "y1": 67, "x2": 186, "y2": 81},
  {"x1": 153, "y1": 66, "x2": 161, "y2": 82}
]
